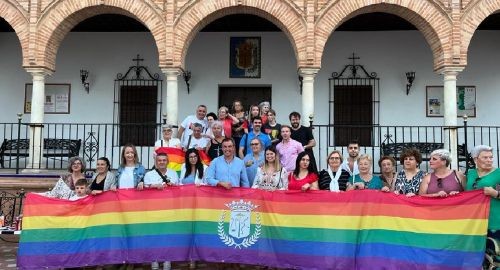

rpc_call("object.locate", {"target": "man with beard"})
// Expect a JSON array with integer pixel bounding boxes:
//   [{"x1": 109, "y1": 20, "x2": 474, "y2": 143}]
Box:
[
  {"x1": 206, "y1": 138, "x2": 249, "y2": 189},
  {"x1": 289, "y1": 111, "x2": 317, "y2": 171},
  {"x1": 341, "y1": 140, "x2": 360, "y2": 176},
  {"x1": 238, "y1": 116, "x2": 271, "y2": 159}
]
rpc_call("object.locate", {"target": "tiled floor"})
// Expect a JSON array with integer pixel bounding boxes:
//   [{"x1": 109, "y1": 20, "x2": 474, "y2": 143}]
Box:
[
  {"x1": 0, "y1": 235, "x2": 18, "y2": 269},
  {"x1": 0, "y1": 235, "x2": 273, "y2": 270}
]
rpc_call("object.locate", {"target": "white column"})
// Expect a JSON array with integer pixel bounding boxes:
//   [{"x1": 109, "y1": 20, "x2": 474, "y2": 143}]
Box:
[
  {"x1": 441, "y1": 67, "x2": 462, "y2": 169},
  {"x1": 25, "y1": 68, "x2": 53, "y2": 171},
  {"x1": 298, "y1": 68, "x2": 320, "y2": 126},
  {"x1": 161, "y1": 68, "x2": 180, "y2": 135}
]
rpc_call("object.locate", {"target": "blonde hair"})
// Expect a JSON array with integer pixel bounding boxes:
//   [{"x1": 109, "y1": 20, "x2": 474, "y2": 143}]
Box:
[
  {"x1": 121, "y1": 144, "x2": 139, "y2": 167},
  {"x1": 357, "y1": 154, "x2": 372, "y2": 164}
]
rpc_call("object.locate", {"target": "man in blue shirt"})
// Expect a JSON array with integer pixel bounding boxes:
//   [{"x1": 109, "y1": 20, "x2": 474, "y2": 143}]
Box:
[
  {"x1": 238, "y1": 116, "x2": 271, "y2": 158},
  {"x1": 206, "y1": 138, "x2": 249, "y2": 189}
]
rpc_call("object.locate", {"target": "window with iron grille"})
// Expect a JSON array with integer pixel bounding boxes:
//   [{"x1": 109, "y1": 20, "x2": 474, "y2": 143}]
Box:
[
  {"x1": 114, "y1": 55, "x2": 163, "y2": 147},
  {"x1": 329, "y1": 54, "x2": 379, "y2": 146}
]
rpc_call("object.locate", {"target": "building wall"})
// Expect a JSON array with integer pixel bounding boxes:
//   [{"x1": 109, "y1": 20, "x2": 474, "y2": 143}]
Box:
[{"x1": 0, "y1": 30, "x2": 498, "y2": 126}]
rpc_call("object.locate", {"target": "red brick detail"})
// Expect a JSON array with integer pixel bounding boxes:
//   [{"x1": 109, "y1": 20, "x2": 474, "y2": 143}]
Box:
[
  {"x1": 315, "y1": 1, "x2": 452, "y2": 71},
  {"x1": 34, "y1": 0, "x2": 167, "y2": 70},
  {"x1": 173, "y1": 0, "x2": 307, "y2": 67},
  {"x1": 0, "y1": 1, "x2": 30, "y2": 66},
  {"x1": 460, "y1": 0, "x2": 500, "y2": 66}
]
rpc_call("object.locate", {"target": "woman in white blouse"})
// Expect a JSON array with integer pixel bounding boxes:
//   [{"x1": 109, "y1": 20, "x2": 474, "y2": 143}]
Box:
[{"x1": 252, "y1": 145, "x2": 288, "y2": 190}]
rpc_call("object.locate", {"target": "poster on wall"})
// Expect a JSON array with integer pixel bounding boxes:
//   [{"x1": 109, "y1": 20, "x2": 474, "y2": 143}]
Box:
[
  {"x1": 426, "y1": 86, "x2": 476, "y2": 117},
  {"x1": 24, "y1": 83, "x2": 71, "y2": 114},
  {"x1": 229, "y1": 37, "x2": 261, "y2": 78}
]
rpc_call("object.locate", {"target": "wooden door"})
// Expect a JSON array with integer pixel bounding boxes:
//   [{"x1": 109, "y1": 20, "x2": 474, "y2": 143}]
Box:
[
  {"x1": 218, "y1": 86, "x2": 272, "y2": 112},
  {"x1": 334, "y1": 85, "x2": 373, "y2": 146}
]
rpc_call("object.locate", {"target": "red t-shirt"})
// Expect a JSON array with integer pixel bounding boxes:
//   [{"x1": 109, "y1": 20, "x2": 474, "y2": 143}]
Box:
[
  {"x1": 222, "y1": 118, "x2": 233, "y2": 138},
  {"x1": 287, "y1": 172, "x2": 318, "y2": 190}
]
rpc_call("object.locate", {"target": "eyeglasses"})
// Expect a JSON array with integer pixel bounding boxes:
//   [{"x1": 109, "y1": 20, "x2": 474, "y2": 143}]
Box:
[
  {"x1": 72, "y1": 162, "x2": 82, "y2": 166},
  {"x1": 250, "y1": 143, "x2": 260, "y2": 146},
  {"x1": 436, "y1": 178, "x2": 443, "y2": 188},
  {"x1": 472, "y1": 177, "x2": 481, "y2": 189},
  {"x1": 329, "y1": 157, "x2": 341, "y2": 160}
]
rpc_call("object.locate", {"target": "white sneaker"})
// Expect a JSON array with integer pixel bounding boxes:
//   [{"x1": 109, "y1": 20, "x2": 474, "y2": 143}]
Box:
[
  {"x1": 151, "y1": 261, "x2": 160, "y2": 270},
  {"x1": 163, "y1": 261, "x2": 171, "y2": 270}
]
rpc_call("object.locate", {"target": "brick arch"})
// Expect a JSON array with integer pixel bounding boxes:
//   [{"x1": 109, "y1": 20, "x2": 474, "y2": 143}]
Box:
[
  {"x1": 35, "y1": 0, "x2": 166, "y2": 71},
  {"x1": 461, "y1": 2, "x2": 500, "y2": 66},
  {"x1": 173, "y1": 1, "x2": 307, "y2": 68},
  {"x1": 0, "y1": 0, "x2": 29, "y2": 65},
  {"x1": 315, "y1": 1, "x2": 451, "y2": 71}
]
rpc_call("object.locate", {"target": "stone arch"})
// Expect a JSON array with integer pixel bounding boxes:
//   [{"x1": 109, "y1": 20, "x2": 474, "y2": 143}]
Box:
[
  {"x1": 173, "y1": 0, "x2": 307, "y2": 68},
  {"x1": 315, "y1": 0, "x2": 451, "y2": 71},
  {"x1": 35, "y1": 0, "x2": 166, "y2": 71},
  {"x1": 0, "y1": 0, "x2": 29, "y2": 65},
  {"x1": 461, "y1": 1, "x2": 500, "y2": 66}
]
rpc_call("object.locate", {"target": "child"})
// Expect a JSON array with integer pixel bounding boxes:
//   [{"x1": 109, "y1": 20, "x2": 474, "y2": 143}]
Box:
[{"x1": 69, "y1": 178, "x2": 88, "y2": 201}]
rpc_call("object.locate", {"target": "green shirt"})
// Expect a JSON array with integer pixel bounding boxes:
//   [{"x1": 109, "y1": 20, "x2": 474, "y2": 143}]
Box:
[
  {"x1": 353, "y1": 174, "x2": 383, "y2": 190},
  {"x1": 466, "y1": 168, "x2": 500, "y2": 231}
]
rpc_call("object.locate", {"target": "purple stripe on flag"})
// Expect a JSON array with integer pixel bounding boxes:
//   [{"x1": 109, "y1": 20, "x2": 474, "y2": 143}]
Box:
[
  {"x1": 17, "y1": 245, "x2": 479, "y2": 270},
  {"x1": 194, "y1": 247, "x2": 474, "y2": 270}
]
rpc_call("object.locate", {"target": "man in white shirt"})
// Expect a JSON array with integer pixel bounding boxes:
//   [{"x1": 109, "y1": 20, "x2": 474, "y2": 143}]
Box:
[
  {"x1": 143, "y1": 151, "x2": 179, "y2": 188},
  {"x1": 178, "y1": 105, "x2": 208, "y2": 146},
  {"x1": 341, "y1": 140, "x2": 360, "y2": 176},
  {"x1": 181, "y1": 122, "x2": 209, "y2": 150}
]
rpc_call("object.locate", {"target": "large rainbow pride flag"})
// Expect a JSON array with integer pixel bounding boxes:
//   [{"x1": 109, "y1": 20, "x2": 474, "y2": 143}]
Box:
[{"x1": 18, "y1": 186, "x2": 489, "y2": 270}]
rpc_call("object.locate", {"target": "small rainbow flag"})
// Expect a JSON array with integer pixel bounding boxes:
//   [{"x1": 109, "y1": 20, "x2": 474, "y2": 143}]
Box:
[
  {"x1": 18, "y1": 187, "x2": 489, "y2": 270},
  {"x1": 158, "y1": 147, "x2": 211, "y2": 175}
]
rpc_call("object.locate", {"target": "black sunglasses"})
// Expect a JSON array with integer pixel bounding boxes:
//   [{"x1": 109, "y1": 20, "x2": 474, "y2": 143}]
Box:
[
  {"x1": 472, "y1": 177, "x2": 482, "y2": 189},
  {"x1": 437, "y1": 178, "x2": 443, "y2": 189}
]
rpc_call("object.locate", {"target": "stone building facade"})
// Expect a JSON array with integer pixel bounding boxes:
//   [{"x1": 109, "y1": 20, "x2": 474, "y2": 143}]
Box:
[{"x1": 1, "y1": 0, "x2": 498, "y2": 168}]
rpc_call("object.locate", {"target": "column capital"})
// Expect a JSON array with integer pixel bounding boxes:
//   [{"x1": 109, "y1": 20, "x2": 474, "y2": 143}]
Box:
[
  {"x1": 298, "y1": 67, "x2": 320, "y2": 78},
  {"x1": 160, "y1": 67, "x2": 182, "y2": 77},
  {"x1": 437, "y1": 66, "x2": 464, "y2": 76},
  {"x1": 24, "y1": 67, "x2": 53, "y2": 77}
]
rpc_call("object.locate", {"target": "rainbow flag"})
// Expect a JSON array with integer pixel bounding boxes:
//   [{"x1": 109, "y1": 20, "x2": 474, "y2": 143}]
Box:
[
  {"x1": 18, "y1": 187, "x2": 489, "y2": 270},
  {"x1": 159, "y1": 147, "x2": 211, "y2": 175}
]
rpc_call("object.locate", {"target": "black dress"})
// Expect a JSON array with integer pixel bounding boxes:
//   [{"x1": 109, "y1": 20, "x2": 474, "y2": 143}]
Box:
[
  {"x1": 90, "y1": 176, "x2": 106, "y2": 191},
  {"x1": 207, "y1": 138, "x2": 223, "y2": 160}
]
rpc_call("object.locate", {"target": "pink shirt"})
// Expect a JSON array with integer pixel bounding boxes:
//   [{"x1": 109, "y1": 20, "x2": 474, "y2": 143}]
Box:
[{"x1": 276, "y1": 139, "x2": 304, "y2": 172}]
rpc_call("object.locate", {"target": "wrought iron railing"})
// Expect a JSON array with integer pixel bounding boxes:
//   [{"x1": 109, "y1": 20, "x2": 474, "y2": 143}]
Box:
[
  {"x1": 0, "y1": 122, "x2": 165, "y2": 172},
  {"x1": 0, "y1": 121, "x2": 499, "y2": 173},
  {"x1": 0, "y1": 189, "x2": 25, "y2": 227},
  {"x1": 311, "y1": 123, "x2": 498, "y2": 172}
]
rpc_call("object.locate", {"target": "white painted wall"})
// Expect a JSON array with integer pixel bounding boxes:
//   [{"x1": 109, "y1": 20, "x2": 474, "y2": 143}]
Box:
[{"x1": 0, "y1": 30, "x2": 499, "y2": 126}]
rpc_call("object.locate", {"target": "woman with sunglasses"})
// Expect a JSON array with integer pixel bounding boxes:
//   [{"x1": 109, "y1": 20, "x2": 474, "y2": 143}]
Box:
[
  {"x1": 465, "y1": 145, "x2": 500, "y2": 238},
  {"x1": 318, "y1": 150, "x2": 350, "y2": 191},
  {"x1": 42, "y1": 156, "x2": 88, "y2": 199},
  {"x1": 419, "y1": 149, "x2": 465, "y2": 197},
  {"x1": 243, "y1": 138, "x2": 265, "y2": 186}
]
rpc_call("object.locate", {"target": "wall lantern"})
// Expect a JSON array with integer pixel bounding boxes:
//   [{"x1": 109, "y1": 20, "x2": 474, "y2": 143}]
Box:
[
  {"x1": 180, "y1": 68, "x2": 192, "y2": 94},
  {"x1": 80, "y1": 69, "x2": 90, "y2": 93},
  {"x1": 406, "y1": 71, "x2": 415, "y2": 95}
]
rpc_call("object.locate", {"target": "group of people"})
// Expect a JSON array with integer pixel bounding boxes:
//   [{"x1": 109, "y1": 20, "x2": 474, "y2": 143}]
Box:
[{"x1": 40, "y1": 102, "x2": 500, "y2": 269}]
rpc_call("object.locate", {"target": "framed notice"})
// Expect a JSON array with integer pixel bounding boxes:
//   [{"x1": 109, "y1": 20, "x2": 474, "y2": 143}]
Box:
[
  {"x1": 24, "y1": 83, "x2": 71, "y2": 114},
  {"x1": 229, "y1": 37, "x2": 261, "y2": 78},
  {"x1": 426, "y1": 86, "x2": 476, "y2": 117}
]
